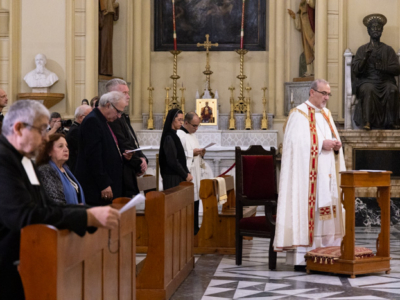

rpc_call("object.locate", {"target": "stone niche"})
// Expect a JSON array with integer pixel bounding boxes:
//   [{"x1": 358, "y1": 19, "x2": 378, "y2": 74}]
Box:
[{"x1": 339, "y1": 129, "x2": 400, "y2": 197}]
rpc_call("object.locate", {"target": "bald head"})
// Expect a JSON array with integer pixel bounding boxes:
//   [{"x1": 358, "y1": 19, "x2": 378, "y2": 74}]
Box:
[{"x1": 0, "y1": 89, "x2": 8, "y2": 112}]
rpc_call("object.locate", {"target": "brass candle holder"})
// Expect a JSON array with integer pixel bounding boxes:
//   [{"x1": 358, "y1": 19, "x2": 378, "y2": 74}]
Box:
[
  {"x1": 180, "y1": 85, "x2": 186, "y2": 115},
  {"x1": 170, "y1": 50, "x2": 182, "y2": 110},
  {"x1": 234, "y1": 49, "x2": 248, "y2": 113},
  {"x1": 147, "y1": 86, "x2": 154, "y2": 130},
  {"x1": 261, "y1": 86, "x2": 268, "y2": 130},
  {"x1": 245, "y1": 85, "x2": 252, "y2": 130},
  {"x1": 228, "y1": 86, "x2": 236, "y2": 130},
  {"x1": 164, "y1": 87, "x2": 171, "y2": 123}
]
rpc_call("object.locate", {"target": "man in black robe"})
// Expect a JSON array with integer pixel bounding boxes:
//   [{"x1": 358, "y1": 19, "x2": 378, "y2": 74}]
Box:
[
  {"x1": 107, "y1": 78, "x2": 148, "y2": 197},
  {"x1": 352, "y1": 13, "x2": 400, "y2": 130},
  {"x1": 0, "y1": 100, "x2": 120, "y2": 300}
]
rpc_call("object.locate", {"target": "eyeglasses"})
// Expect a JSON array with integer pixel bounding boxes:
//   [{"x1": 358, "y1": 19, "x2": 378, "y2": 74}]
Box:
[
  {"x1": 312, "y1": 89, "x2": 332, "y2": 97},
  {"x1": 111, "y1": 103, "x2": 124, "y2": 116},
  {"x1": 189, "y1": 122, "x2": 200, "y2": 128},
  {"x1": 22, "y1": 123, "x2": 48, "y2": 137}
]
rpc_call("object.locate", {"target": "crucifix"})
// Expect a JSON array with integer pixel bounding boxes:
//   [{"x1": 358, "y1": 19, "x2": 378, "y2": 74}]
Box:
[{"x1": 197, "y1": 34, "x2": 218, "y2": 98}]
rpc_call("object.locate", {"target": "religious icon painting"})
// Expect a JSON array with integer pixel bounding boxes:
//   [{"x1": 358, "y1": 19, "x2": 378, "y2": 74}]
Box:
[{"x1": 196, "y1": 99, "x2": 218, "y2": 125}]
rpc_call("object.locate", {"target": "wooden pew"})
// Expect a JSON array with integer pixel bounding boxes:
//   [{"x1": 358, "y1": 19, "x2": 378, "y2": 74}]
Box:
[
  {"x1": 132, "y1": 181, "x2": 195, "y2": 300},
  {"x1": 135, "y1": 175, "x2": 157, "y2": 252},
  {"x1": 194, "y1": 175, "x2": 257, "y2": 254},
  {"x1": 19, "y1": 203, "x2": 136, "y2": 300}
]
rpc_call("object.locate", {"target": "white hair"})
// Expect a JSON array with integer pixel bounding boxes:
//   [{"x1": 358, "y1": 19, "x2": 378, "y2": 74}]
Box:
[
  {"x1": 2, "y1": 100, "x2": 50, "y2": 136},
  {"x1": 74, "y1": 105, "x2": 90, "y2": 120},
  {"x1": 105, "y1": 78, "x2": 127, "y2": 92},
  {"x1": 98, "y1": 91, "x2": 125, "y2": 107}
]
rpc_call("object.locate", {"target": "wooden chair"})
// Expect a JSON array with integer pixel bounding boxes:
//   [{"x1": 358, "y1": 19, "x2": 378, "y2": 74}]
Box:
[{"x1": 235, "y1": 145, "x2": 278, "y2": 270}]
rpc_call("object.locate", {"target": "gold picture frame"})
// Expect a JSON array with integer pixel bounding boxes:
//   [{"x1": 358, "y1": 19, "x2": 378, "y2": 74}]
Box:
[{"x1": 196, "y1": 99, "x2": 217, "y2": 125}]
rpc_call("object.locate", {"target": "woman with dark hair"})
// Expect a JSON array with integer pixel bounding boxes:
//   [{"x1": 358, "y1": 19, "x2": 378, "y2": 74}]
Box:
[
  {"x1": 37, "y1": 133, "x2": 86, "y2": 205},
  {"x1": 81, "y1": 99, "x2": 89, "y2": 105},
  {"x1": 90, "y1": 96, "x2": 99, "y2": 108},
  {"x1": 159, "y1": 109, "x2": 193, "y2": 190}
]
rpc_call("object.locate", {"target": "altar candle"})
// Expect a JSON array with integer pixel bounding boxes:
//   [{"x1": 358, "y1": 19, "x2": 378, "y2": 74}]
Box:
[
  {"x1": 172, "y1": 0, "x2": 177, "y2": 50},
  {"x1": 240, "y1": 0, "x2": 246, "y2": 49}
]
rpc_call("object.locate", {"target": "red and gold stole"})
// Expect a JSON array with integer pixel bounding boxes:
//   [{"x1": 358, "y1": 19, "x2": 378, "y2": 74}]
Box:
[{"x1": 306, "y1": 105, "x2": 318, "y2": 246}]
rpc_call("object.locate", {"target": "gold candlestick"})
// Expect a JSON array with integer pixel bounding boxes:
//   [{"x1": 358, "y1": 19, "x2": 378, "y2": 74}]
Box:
[
  {"x1": 164, "y1": 87, "x2": 171, "y2": 123},
  {"x1": 245, "y1": 85, "x2": 252, "y2": 130},
  {"x1": 228, "y1": 86, "x2": 236, "y2": 130},
  {"x1": 147, "y1": 86, "x2": 155, "y2": 130},
  {"x1": 180, "y1": 85, "x2": 186, "y2": 115},
  {"x1": 234, "y1": 49, "x2": 248, "y2": 113},
  {"x1": 261, "y1": 86, "x2": 268, "y2": 130},
  {"x1": 170, "y1": 50, "x2": 182, "y2": 109}
]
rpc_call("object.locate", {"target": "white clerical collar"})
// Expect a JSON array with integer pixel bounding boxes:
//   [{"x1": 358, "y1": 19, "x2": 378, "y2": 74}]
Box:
[
  {"x1": 306, "y1": 100, "x2": 322, "y2": 112},
  {"x1": 21, "y1": 156, "x2": 40, "y2": 185}
]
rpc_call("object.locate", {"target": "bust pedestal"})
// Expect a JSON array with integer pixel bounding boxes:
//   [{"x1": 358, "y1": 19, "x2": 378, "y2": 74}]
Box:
[{"x1": 17, "y1": 93, "x2": 65, "y2": 109}]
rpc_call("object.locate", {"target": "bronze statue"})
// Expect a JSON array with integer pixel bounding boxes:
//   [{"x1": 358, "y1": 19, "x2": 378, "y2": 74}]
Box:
[
  {"x1": 99, "y1": 0, "x2": 119, "y2": 76},
  {"x1": 352, "y1": 14, "x2": 400, "y2": 130}
]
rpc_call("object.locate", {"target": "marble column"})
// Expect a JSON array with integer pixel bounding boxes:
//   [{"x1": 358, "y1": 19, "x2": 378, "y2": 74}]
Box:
[
  {"x1": 268, "y1": 0, "x2": 276, "y2": 116},
  {"x1": 275, "y1": 0, "x2": 285, "y2": 118},
  {"x1": 85, "y1": 0, "x2": 98, "y2": 100},
  {"x1": 315, "y1": 0, "x2": 328, "y2": 80},
  {"x1": 8, "y1": 0, "x2": 20, "y2": 110},
  {"x1": 132, "y1": 0, "x2": 143, "y2": 123}
]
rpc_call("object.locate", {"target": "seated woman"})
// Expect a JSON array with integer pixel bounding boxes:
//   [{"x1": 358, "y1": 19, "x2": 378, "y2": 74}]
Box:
[
  {"x1": 159, "y1": 108, "x2": 193, "y2": 190},
  {"x1": 37, "y1": 133, "x2": 86, "y2": 205}
]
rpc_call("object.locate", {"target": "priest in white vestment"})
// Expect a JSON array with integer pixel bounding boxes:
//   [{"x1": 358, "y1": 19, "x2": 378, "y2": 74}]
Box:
[
  {"x1": 177, "y1": 112, "x2": 206, "y2": 235},
  {"x1": 274, "y1": 79, "x2": 346, "y2": 268}
]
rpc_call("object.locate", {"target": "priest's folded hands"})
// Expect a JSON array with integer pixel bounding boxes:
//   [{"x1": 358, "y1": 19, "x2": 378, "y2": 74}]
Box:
[{"x1": 322, "y1": 139, "x2": 342, "y2": 151}]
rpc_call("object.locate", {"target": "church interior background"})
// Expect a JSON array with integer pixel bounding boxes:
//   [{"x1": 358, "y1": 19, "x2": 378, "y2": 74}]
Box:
[{"x1": 3, "y1": 0, "x2": 400, "y2": 298}]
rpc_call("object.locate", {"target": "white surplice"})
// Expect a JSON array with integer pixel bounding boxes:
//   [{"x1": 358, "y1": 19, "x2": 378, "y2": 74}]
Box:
[
  {"x1": 273, "y1": 100, "x2": 346, "y2": 265},
  {"x1": 177, "y1": 129, "x2": 203, "y2": 201}
]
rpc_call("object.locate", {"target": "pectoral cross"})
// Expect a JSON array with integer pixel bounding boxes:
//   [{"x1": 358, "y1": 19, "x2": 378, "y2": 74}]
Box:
[{"x1": 197, "y1": 34, "x2": 219, "y2": 98}]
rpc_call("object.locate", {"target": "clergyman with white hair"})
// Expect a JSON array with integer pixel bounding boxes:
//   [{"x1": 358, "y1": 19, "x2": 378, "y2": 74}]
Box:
[
  {"x1": 74, "y1": 91, "x2": 132, "y2": 206},
  {"x1": 23, "y1": 53, "x2": 59, "y2": 88},
  {"x1": 0, "y1": 100, "x2": 120, "y2": 300},
  {"x1": 66, "y1": 104, "x2": 93, "y2": 173}
]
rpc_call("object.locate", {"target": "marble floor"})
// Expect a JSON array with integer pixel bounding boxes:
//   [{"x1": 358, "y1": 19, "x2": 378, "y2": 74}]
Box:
[{"x1": 168, "y1": 227, "x2": 400, "y2": 300}]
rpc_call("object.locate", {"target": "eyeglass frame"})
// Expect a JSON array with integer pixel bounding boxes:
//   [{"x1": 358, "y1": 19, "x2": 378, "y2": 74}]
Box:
[
  {"x1": 189, "y1": 122, "x2": 201, "y2": 128},
  {"x1": 312, "y1": 89, "x2": 332, "y2": 97},
  {"x1": 110, "y1": 103, "x2": 124, "y2": 116},
  {"x1": 22, "y1": 122, "x2": 48, "y2": 137}
]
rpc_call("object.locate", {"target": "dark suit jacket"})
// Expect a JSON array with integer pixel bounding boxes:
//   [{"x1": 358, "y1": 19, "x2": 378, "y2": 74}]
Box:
[
  {"x1": 109, "y1": 113, "x2": 148, "y2": 196},
  {"x1": 0, "y1": 135, "x2": 89, "y2": 300},
  {"x1": 66, "y1": 121, "x2": 80, "y2": 174},
  {"x1": 75, "y1": 108, "x2": 123, "y2": 205}
]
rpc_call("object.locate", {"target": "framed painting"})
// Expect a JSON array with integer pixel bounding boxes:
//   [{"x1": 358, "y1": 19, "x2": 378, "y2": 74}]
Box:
[
  {"x1": 154, "y1": 0, "x2": 267, "y2": 51},
  {"x1": 196, "y1": 99, "x2": 218, "y2": 125}
]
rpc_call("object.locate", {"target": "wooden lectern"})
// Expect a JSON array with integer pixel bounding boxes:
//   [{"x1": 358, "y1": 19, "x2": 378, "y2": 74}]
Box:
[{"x1": 306, "y1": 171, "x2": 392, "y2": 278}]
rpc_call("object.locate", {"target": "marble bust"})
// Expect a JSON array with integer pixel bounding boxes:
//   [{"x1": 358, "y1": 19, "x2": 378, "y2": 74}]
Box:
[{"x1": 24, "y1": 54, "x2": 59, "y2": 88}]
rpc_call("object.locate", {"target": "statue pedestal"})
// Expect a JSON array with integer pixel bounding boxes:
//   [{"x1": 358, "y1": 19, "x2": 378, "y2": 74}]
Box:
[{"x1": 17, "y1": 93, "x2": 65, "y2": 109}]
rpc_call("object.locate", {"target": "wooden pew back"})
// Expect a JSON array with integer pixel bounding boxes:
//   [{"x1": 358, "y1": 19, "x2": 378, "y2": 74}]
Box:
[
  {"x1": 195, "y1": 175, "x2": 256, "y2": 254},
  {"x1": 19, "y1": 204, "x2": 136, "y2": 300},
  {"x1": 136, "y1": 182, "x2": 195, "y2": 300}
]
